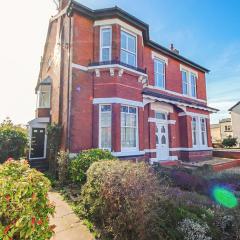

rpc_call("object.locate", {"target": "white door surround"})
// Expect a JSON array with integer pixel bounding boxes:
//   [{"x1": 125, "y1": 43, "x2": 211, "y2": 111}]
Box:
[{"x1": 156, "y1": 122, "x2": 169, "y2": 161}]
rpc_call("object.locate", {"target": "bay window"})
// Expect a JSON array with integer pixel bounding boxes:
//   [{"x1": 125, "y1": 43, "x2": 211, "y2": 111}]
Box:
[
  {"x1": 120, "y1": 30, "x2": 137, "y2": 67},
  {"x1": 200, "y1": 118, "x2": 207, "y2": 146},
  {"x1": 154, "y1": 58, "x2": 165, "y2": 88},
  {"x1": 121, "y1": 106, "x2": 138, "y2": 149},
  {"x1": 192, "y1": 117, "x2": 198, "y2": 146},
  {"x1": 99, "y1": 105, "x2": 112, "y2": 150},
  {"x1": 100, "y1": 27, "x2": 112, "y2": 61},
  {"x1": 191, "y1": 116, "x2": 208, "y2": 147}
]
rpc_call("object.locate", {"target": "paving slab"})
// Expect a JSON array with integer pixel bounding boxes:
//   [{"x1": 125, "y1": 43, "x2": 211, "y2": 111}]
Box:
[{"x1": 49, "y1": 191, "x2": 95, "y2": 240}]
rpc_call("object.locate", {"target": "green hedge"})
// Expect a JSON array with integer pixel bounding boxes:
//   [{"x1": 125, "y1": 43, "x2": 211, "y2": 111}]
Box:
[
  {"x1": 79, "y1": 161, "x2": 166, "y2": 240},
  {"x1": 0, "y1": 160, "x2": 55, "y2": 240},
  {"x1": 0, "y1": 120, "x2": 28, "y2": 163},
  {"x1": 68, "y1": 149, "x2": 115, "y2": 185}
]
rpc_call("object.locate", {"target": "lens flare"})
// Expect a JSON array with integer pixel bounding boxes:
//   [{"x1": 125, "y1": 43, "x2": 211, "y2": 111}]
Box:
[{"x1": 212, "y1": 186, "x2": 238, "y2": 208}]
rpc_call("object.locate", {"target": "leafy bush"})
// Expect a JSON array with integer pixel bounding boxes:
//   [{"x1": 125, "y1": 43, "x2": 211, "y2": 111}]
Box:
[
  {"x1": 178, "y1": 218, "x2": 212, "y2": 240},
  {"x1": 0, "y1": 159, "x2": 55, "y2": 240},
  {"x1": 57, "y1": 151, "x2": 69, "y2": 185},
  {"x1": 79, "y1": 161, "x2": 166, "y2": 240},
  {"x1": 68, "y1": 149, "x2": 116, "y2": 185},
  {"x1": 0, "y1": 118, "x2": 28, "y2": 163},
  {"x1": 222, "y1": 136, "x2": 238, "y2": 148}
]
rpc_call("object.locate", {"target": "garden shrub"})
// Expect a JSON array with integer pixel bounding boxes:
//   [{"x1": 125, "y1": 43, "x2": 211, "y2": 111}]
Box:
[
  {"x1": 0, "y1": 159, "x2": 55, "y2": 240},
  {"x1": 0, "y1": 118, "x2": 28, "y2": 163},
  {"x1": 222, "y1": 136, "x2": 238, "y2": 148},
  {"x1": 68, "y1": 149, "x2": 116, "y2": 185},
  {"x1": 57, "y1": 151, "x2": 69, "y2": 185},
  {"x1": 79, "y1": 160, "x2": 166, "y2": 240}
]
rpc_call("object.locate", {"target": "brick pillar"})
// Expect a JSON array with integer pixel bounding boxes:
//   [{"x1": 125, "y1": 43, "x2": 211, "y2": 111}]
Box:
[
  {"x1": 92, "y1": 104, "x2": 99, "y2": 148},
  {"x1": 112, "y1": 24, "x2": 121, "y2": 61},
  {"x1": 168, "y1": 112, "x2": 178, "y2": 148},
  {"x1": 206, "y1": 118, "x2": 212, "y2": 147},
  {"x1": 179, "y1": 115, "x2": 192, "y2": 148},
  {"x1": 138, "y1": 107, "x2": 144, "y2": 151},
  {"x1": 93, "y1": 26, "x2": 100, "y2": 62},
  {"x1": 112, "y1": 103, "x2": 121, "y2": 152}
]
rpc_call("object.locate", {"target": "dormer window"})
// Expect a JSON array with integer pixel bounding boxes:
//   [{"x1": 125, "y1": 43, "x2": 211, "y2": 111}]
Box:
[
  {"x1": 154, "y1": 58, "x2": 166, "y2": 89},
  {"x1": 100, "y1": 27, "x2": 112, "y2": 61},
  {"x1": 120, "y1": 30, "x2": 137, "y2": 67}
]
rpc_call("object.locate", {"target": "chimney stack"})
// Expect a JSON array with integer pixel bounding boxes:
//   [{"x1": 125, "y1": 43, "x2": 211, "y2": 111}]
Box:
[{"x1": 170, "y1": 43, "x2": 179, "y2": 54}]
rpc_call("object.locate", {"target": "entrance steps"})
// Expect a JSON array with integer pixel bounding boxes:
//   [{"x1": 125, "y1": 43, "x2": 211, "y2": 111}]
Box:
[{"x1": 29, "y1": 158, "x2": 49, "y2": 172}]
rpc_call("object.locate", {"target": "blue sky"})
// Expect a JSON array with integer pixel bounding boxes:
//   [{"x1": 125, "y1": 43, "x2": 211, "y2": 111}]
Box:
[{"x1": 0, "y1": 0, "x2": 239, "y2": 124}]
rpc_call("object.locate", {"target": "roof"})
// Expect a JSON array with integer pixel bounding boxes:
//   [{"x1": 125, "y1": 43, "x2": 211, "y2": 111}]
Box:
[
  {"x1": 219, "y1": 118, "x2": 231, "y2": 123},
  {"x1": 68, "y1": 1, "x2": 210, "y2": 73},
  {"x1": 229, "y1": 101, "x2": 240, "y2": 111},
  {"x1": 142, "y1": 88, "x2": 219, "y2": 113}
]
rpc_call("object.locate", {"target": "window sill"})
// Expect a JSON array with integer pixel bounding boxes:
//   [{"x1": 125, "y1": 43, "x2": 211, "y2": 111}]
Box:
[{"x1": 112, "y1": 150, "x2": 145, "y2": 157}]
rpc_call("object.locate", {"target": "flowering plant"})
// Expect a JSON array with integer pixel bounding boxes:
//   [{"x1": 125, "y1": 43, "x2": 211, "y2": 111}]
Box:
[{"x1": 0, "y1": 159, "x2": 55, "y2": 240}]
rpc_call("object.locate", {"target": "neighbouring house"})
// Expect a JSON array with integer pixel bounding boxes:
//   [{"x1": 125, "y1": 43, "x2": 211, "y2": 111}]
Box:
[
  {"x1": 210, "y1": 118, "x2": 233, "y2": 144},
  {"x1": 229, "y1": 101, "x2": 240, "y2": 145},
  {"x1": 28, "y1": 0, "x2": 218, "y2": 163}
]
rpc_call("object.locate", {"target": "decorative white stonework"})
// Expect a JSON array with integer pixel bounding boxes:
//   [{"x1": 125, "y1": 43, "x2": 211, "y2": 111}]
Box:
[
  {"x1": 148, "y1": 118, "x2": 176, "y2": 125},
  {"x1": 151, "y1": 51, "x2": 169, "y2": 65},
  {"x1": 178, "y1": 112, "x2": 210, "y2": 119},
  {"x1": 95, "y1": 69, "x2": 100, "y2": 77},
  {"x1": 118, "y1": 69, "x2": 124, "y2": 77},
  {"x1": 110, "y1": 68, "x2": 115, "y2": 76}
]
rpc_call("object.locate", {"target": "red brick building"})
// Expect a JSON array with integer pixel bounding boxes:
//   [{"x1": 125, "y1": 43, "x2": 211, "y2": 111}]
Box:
[{"x1": 28, "y1": 0, "x2": 218, "y2": 163}]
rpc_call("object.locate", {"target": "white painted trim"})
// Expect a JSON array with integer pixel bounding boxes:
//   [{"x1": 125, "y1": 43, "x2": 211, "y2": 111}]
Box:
[
  {"x1": 112, "y1": 151, "x2": 145, "y2": 157},
  {"x1": 121, "y1": 105, "x2": 139, "y2": 152},
  {"x1": 170, "y1": 147, "x2": 213, "y2": 151},
  {"x1": 99, "y1": 104, "x2": 112, "y2": 150},
  {"x1": 146, "y1": 85, "x2": 207, "y2": 103},
  {"x1": 120, "y1": 29, "x2": 138, "y2": 67},
  {"x1": 94, "y1": 18, "x2": 143, "y2": 36},
  {"x1": 152, "y1": 51, "x2": 168, "y2": 65},
  {"x1": 93, "y1": 97, "x2": 144, "y2": 107},
  {"x1": 180, "y1": 64, "x2": 198, "y2": 77},
  {"x1": 148, "y1": 118, "x2": 176, "y2": 125},
  {"x1": 145, "y1": 149, "x2": 156, "y2": 153},
  {"x1": 88, "y1": 64, "x2": 147, "y2": 77},
  {"x1": 72, "y1": 63, "x2": 88, "y2": 71},
  {"x1": 72, "y1": 62, "x2": 148, "y2": 77},
  {"x1": 178, "y1": 112, "x2": 210, "y2": 118},
  {"x1": 143, "y1": 94, "x2": 216, "y2": 113},
  {"x1": 100, "y1": 26, "x2": 112, "y2": 62}
]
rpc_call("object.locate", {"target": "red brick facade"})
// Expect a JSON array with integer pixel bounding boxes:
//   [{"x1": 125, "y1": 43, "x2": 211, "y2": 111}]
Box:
[{"x1": 31, "y1": 2, "x2": 217, "y2": 162}]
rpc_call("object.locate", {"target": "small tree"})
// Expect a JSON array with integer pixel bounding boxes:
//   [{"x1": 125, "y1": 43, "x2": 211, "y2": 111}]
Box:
[
  {"x1": 222, "y1": 136, "x2": 238, "y2": 148},
  {"x1": 0, "y1": 118, "x2": 28, "y2": 163}
]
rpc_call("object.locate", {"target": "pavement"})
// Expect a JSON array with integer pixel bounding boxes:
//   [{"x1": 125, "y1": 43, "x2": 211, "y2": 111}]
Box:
[{"x1": 49, "y1": 191, "x2": 95, "y2": 240}]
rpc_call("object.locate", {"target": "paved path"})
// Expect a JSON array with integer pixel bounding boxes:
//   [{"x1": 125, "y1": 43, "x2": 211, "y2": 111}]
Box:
[{"x1": 49, "y1": 191, "x2": 95, "y2": 240}]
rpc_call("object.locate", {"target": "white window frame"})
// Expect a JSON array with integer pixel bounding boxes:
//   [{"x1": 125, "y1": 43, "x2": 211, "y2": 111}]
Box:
[
  {"x1": 200, "y1": 117, "x2": 207, "y2": 146},
  {"x1": 192, "y1": 117, "x2": 198, "y2": 147},
  {"x1": 120, "y1": 29, "x2": 137, "y2": 67},
  {"x1": 37, "y1": 90, "x2": 51, "y2": 108},
  {"x1": 191, "y1": 116, "x2": 208, "y2": 148},
  {"x1": 121, "y1": 105, "x2": 139, "y2": 151},
  {"x1": 154, "y1": 58, "x2": 166, "y2": 89},
  {"x1": 182, "y1": 70, "x2": 197, "y2": 98},
  {"x1": 100, "y1": 26, "x2": 112, "y2": 62},
  {"x1": 99, "y1": 104, "x2": 112, "y2": 150}
]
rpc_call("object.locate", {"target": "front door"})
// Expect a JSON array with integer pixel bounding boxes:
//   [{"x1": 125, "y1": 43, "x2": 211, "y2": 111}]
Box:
[
  {"x1": 30, "y1": 128, "x2": 45, "y2": 159},
  {"x1": 156, "y1": 123, "x2": 169, "y2": 160}
]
